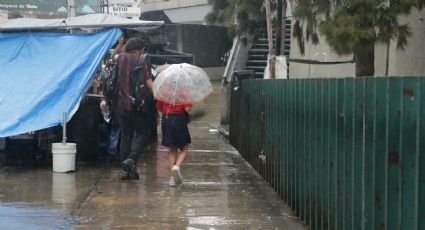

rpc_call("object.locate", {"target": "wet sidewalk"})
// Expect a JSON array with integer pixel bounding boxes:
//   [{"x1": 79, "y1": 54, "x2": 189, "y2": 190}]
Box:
[{"x1": 0, "y1": 82, "x2": 306, "y2": 229}]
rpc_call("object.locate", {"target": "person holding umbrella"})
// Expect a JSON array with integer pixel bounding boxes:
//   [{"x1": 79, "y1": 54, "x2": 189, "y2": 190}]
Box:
[
  {"x1": 156, "y1": 99, "x2": 192, "y2": 187},
  {"x1": 154, "y1": 63, "x2": 213, "y2": 187}
]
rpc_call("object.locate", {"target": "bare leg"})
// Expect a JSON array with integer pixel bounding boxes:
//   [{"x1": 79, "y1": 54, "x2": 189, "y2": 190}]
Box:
[
  {"x1": 168, "y1": 148, "x2": 177, "y2": 176},
  {"x1": 176, "y1": 144, "x2": 189, "y2": 166}
]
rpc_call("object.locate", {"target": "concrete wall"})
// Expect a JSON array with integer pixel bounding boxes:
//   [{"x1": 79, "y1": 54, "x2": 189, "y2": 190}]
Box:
[
  {"x1": 203, "y1": 67, "x2": 225, "y2": 81},
  {"x1": 289, "y1": 38, "x2": 356, "y2": 78},
  {"x1": 289, "y1": 9, "x2": 425, "y2": 78},
  {"x1": 165, "y1": 24, "x2": 232, "y2": 67},
  {"x1": 220, "y1": 36, "x2": 254, "y2": 125},
  {"x1": 385, "y1": 9, "x2": 425, "y2": 76}
]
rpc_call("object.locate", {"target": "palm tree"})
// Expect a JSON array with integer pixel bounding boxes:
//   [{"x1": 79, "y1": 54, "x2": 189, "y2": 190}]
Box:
[
  {"x1": 205, "y1": 0, "x2": 267, "y2": 37},
  {"x1": 292, "y1": 0, "x2": 424, "y2": 76}
]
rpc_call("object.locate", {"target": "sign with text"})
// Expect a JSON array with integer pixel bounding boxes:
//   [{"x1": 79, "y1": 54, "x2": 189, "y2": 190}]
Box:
[
  {"x1": 108, "y1": 4, "x2": 140, "y2": 19},
  {"x1": 0, "y1": 3, "x2": 38, "y2": 10}
]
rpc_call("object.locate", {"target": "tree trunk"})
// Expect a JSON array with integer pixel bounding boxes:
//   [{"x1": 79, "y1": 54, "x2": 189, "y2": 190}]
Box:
[{"x1": 354, "y1": 39, "x2": 375, "y2": 77}]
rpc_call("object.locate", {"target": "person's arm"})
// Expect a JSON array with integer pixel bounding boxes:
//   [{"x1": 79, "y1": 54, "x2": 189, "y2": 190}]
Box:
[
  {"x1": 146, "y1": 78, "x2": 153, "y2": 92},
  {"x1": 111, "y1": 36, "x2": 125, "y2": 58},
  {"x1": 100, "y1": 99, "x2": 109, "y2": 113},
  {"x1": 184, "y1": 103, "x2": 192, "y2": 113}
]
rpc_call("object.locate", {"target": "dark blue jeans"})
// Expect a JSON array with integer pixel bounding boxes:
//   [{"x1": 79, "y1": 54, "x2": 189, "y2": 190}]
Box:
[{"x1": 107, "y1": 124, "x2": 121, "y2": 156}]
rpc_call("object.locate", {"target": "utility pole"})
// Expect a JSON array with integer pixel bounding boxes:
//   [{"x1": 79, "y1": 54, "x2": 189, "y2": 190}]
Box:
[
  {"x1": 264, "y1": 0, "x2": 275, "y2": 79},
  {"x1": 68, "y1": 0, "x2": 77, "y2": 33},
  {"x1": 68, "y1": 0, "x2": 76, "y2": 17}
]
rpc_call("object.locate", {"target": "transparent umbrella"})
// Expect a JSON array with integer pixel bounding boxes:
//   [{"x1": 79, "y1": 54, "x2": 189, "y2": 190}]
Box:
[{"x1": 153, "y1": 63, "x2": 213, "y2": 105}]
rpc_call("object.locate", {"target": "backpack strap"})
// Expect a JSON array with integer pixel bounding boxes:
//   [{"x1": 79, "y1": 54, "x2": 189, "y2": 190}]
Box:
[{"x1": 132, "y1": 53, "x2": 149, "y2": 75}]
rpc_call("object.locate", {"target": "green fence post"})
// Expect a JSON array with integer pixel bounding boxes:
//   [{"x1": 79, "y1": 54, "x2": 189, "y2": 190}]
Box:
[
  {"x1": 336, "y1": 79, "x2": 346, "y2": 230},
  {"x1": 353, "y1": 79, "x2": 365, "y2": 229},
  {"x1": 363, "y1": 78, "x2": 376, "y2": 230},
  {"x1": 387, "y1": 78, "x2": 402, "y2": 230},
  {"x1": 400, "y1": 78, "x2": 419, "y2": 230},
  {"x1": 329, "y1": 79, "x2": 338, "y2": 229},
  {"x1": 419, "y1": 78, "x2": 425, "y2": 229}
]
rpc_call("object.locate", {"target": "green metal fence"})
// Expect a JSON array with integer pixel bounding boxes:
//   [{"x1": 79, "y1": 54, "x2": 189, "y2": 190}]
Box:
[{"x1": 229, "y1": 77, "x2": 425, "y2": 230}]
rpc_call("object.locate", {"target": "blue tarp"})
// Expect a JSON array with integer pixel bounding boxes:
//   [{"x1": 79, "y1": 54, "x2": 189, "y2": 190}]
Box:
[{"x1": 0, "y1": 28, "x2": 122, "y2": 137}]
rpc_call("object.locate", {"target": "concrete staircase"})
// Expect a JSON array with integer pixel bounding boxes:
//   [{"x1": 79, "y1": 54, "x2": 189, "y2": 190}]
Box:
[{"x1": 246, "y1": 19, "x2": 291, "y2": 78}]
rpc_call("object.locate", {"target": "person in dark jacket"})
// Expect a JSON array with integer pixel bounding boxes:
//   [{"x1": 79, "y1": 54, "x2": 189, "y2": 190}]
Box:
[{"x1": 116, "y1": 38, "x2": 154, "y2": 180}]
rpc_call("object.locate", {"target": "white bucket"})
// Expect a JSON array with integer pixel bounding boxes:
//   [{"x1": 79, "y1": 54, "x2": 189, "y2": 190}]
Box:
[{"x1": 52, "y1": 143, "x2": 76, "y2": 173}]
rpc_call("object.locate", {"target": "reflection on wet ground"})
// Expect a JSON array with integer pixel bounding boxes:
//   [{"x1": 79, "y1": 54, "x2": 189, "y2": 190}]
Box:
[{"x1": 0, "y1": 81, "x2": 306, "y2": 229}]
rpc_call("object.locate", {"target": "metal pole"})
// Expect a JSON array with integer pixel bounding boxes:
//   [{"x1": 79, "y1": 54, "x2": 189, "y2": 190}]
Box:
[
  {"x1": 62, "y1": 112, "x2": 67, "y2": 144},
  {"x1": 68, "y1": 0, "x2": 76, "y2": 17},
  {"x1": 265, "y1": 0, "x2": 275, "y2": 79},
  {"x1": 385, "y1": 42, "x2": 390, "y2": 77},
  {"x1": 276, "y1": 0, "x2": 282, "y2": 56}
]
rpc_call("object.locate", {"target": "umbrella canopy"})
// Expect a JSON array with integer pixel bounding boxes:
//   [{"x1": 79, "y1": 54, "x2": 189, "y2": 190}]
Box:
[
  {"x1": 155, "y1": 63, "x2": 171, "y2": 75},
  {"x1": 153, "y1": 63, "x2": 213, "y2": 105}
]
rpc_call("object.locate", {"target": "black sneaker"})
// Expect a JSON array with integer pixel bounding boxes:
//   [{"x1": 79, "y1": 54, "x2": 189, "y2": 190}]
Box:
[
  {"x1": 122, "y1": 159, "x2": 139, "y2": 180},
  {"x1": 121, "y1": 168, "x2": 130, "y2": 180}
]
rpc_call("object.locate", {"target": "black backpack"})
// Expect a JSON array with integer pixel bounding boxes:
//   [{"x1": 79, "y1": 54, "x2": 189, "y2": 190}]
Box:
[{"x1": 130, "y1": 54, "x2": 154, "y2": 114}]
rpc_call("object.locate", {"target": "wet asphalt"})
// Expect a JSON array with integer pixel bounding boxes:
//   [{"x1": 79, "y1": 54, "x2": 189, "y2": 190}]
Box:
[{"x1": 0, "y1": 82, "x2": 306, "y2": 229}]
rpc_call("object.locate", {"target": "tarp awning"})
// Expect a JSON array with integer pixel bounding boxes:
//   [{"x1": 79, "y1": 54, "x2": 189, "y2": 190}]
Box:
[
  {"x1": 0, "y1": 13, "x2": 164, "y2": 31},
  {"x1": 0, "y1": 28, "x2": 122, "y2": 137}
]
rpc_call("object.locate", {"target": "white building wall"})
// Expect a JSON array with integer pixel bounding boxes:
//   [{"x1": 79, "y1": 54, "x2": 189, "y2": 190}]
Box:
[
  {"x1": 0, "y1": 10, "x2": 7, "y2": 21},
  {"x1": 388, "y1": 9, "x2": 425, "y2": 76},
  {"x1": 289, "y1": 37, "x2": 356, "y2": 79},
  {"x1": 289, "y1": 9, "x2": 425, "y2": 78},
  {"x1": 140, "y1": 0, "x2": 208, "y2": 12}
]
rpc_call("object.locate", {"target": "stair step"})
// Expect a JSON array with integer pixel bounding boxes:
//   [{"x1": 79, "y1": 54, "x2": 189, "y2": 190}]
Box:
[
  {"x1": 254, "y1": 42, "x2": 269, "y2": 46},
  {"x1": 255, "y1": 72, "x2": 264, "y2": 78},
  {"x1": 248, "y1": 54, "x2": 268, "y2": 59},
  {"x1": 257, "y1": 33, "x2": 276, "y2": 37},
  {"x1": 249, "y1": 49, "x2": 269, "y2": 54},
  {"x1": 247, "y1": 66, "x2": 266, "y2": 71},
  {"x1": 252, "y1": 44, "x2": 270, "y2": 49},
  {"x1": 246, "y1": 62, "x2": 267, "y2": 70},
  {"x1": 247, "y1": 60, "x2": 267, "y2": 65}
]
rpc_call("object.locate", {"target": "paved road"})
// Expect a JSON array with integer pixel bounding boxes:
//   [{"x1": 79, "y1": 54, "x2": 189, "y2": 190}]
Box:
[{"x1": 0, "y1": 82, "x2": 306, "y2": 229}]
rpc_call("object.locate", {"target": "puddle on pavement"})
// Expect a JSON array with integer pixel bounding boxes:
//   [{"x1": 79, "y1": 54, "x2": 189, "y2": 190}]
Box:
[
  {"x1": 187, "y1": 216, "x2": 252, "y2": 226},
  {"x1": 0, "y1": 203, "x2": 72, "y2": 229},
  {"x1": 52, "y1": 173, "x2": 76, "y2": 205}
]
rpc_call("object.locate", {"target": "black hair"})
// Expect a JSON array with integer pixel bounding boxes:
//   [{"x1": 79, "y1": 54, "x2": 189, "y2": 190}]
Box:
[{"x1": 124, "y1": 38, "x2": 145, "y2": 52}]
